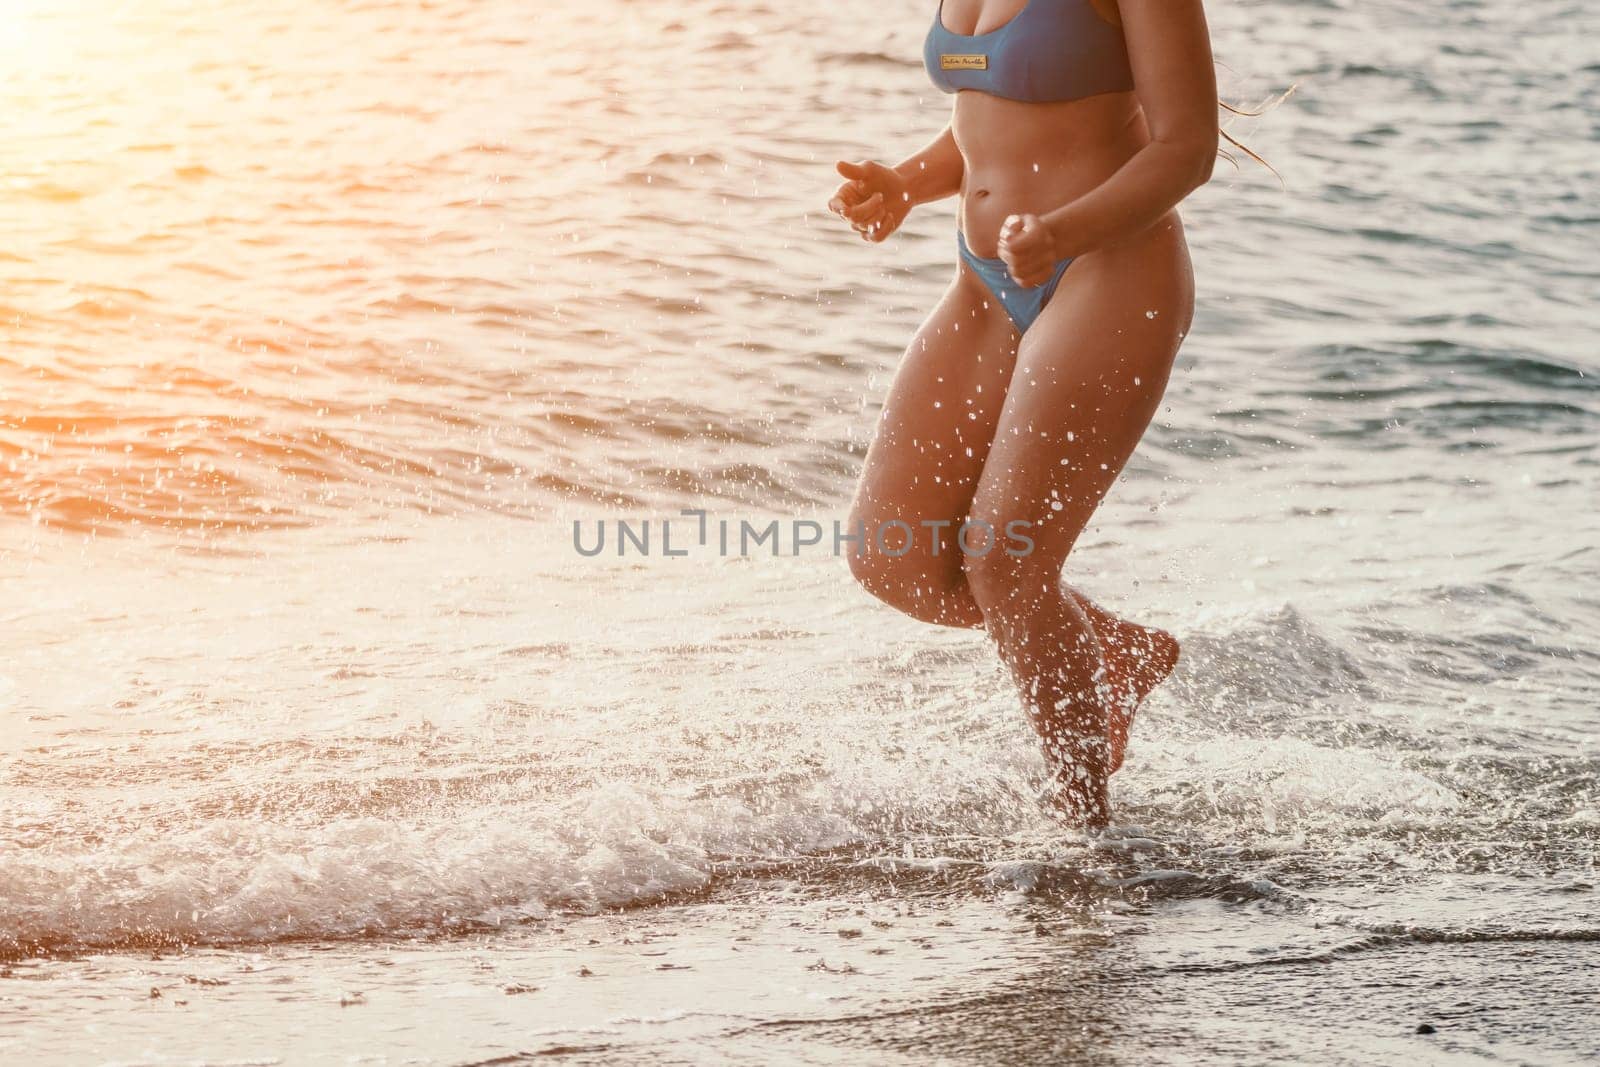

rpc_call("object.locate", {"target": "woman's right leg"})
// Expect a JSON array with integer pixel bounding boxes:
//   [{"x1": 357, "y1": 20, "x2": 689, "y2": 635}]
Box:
[{"x1": 848, "y1": 268, "x2": 1020, "y2": 627}]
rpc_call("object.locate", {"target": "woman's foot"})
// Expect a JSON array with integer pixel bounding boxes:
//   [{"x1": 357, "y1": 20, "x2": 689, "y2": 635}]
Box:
[
  {"x1": 1066, "y1": 593, "x2": 1180, "y2": 772},
  {"x1": 1093, "y1": 616, "x2": 1180, "y2": 774},
  {"x1": 1038, "y1": 731, "x2": 1111, "y2": 830}
]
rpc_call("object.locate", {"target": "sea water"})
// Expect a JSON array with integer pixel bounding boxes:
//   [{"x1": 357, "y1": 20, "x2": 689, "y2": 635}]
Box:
[{"x1": 1, "y1": 0, "x2": 1595, "y2": 1061}]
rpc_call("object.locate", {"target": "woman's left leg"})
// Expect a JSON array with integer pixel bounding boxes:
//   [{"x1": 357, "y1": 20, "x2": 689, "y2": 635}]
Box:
[{"x1": 962, "y1": 217, "x2": 1194, "y2": 825}]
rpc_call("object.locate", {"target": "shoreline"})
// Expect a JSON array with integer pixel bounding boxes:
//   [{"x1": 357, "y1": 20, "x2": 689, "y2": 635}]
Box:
[{"x1": 5, "y1": 892, "x2": 1595, "y2": 1064}]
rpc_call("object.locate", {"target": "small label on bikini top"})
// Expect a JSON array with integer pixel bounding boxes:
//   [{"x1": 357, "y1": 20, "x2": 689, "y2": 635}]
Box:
[{"x1": 940, "y1": 54, "x2": 988, "y2": 71}]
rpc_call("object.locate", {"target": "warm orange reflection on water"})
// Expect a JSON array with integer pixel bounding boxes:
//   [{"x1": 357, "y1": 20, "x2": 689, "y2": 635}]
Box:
[{"x1": 1, "y1": 0, "x2": 860, "y2": 534}]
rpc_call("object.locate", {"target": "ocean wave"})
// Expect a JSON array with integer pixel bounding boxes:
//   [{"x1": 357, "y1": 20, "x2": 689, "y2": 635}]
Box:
[{"x1": 9, "y1": 584, "x2": 1587, "y2": 961}]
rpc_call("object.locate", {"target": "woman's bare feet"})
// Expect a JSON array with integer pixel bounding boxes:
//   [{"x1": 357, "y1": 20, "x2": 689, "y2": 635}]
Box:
[
  {"x1": 1038, "y1": 729, "x2": 1111, "y2": 830},
  {"x1": 1070, "y1": 594, "x2": 1180, "y2": 775},
  {"x1": 1026, "y1": 599, "x2": 1176, "y2": 828}
]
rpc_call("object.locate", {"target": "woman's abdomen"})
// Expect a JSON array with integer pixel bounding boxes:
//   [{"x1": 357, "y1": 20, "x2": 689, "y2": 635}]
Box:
[{"x1": 952, "y1": 91, "x2": 1146, "y2": 257}]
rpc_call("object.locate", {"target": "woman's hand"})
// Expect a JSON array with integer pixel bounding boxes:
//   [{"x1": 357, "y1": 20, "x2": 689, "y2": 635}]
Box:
[
  {"x1": 828, "y1": 160, "x2": 912, "y2": 243},
  {"x1": 997, "y1": 213, "x2": 1064, "y2": 288}
]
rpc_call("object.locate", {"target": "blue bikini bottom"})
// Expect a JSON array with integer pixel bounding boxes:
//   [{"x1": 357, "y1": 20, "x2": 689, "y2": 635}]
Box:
[{"x1": 956, "y1": 230, "x2": 1074, "y2": 335}]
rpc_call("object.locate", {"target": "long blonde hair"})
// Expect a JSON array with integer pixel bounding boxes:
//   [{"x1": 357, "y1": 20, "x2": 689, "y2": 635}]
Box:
[{"x1": 1218, "y1": 86, "x2": 1297, "y2": 184}]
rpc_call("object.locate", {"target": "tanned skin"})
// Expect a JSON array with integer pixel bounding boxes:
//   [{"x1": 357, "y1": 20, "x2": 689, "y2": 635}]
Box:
[{"x1": 829, "y1": 0, "x2": 1218, "y2": 826}]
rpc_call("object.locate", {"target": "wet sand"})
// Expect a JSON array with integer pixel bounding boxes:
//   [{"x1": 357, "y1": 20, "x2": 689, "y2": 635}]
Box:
[{"x1": 7, "y1": 890, "x2": 1596, "y2": 1065}]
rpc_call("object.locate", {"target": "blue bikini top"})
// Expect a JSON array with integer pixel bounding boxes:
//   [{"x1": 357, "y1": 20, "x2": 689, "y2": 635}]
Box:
[{"x1": 923, "y1": 0, "x2": 1134, "y2": 103}]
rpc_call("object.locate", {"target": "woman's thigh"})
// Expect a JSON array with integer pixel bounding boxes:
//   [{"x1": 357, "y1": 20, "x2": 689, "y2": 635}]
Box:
[
  {"x1": 966, "y1": 220, "x2": 1194, "y2": 587},
  {"x1": 848, "y1": 269, "x2": 1021, "y2": 601}
]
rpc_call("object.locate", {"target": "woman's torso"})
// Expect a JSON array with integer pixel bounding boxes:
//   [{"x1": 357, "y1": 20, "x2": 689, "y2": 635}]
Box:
[{"x1": 927, "y1": 0, "x2": 1159, "y2": 257}]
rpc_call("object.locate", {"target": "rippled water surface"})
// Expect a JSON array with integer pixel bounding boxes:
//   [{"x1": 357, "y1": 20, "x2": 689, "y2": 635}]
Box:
[{"x1": 2, "y1": 0, "x2": 1597, "y2": 1062}]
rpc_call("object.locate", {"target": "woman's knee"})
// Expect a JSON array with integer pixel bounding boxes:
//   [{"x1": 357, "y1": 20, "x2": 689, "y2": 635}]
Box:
[{"x1": 847, "y1": 544, "x2": 975, "y2": 626}]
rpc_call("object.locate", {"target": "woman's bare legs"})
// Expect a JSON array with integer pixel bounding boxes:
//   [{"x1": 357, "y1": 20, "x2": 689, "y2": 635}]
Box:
[{"x1": 850, "y1": 221, "x2": 1191, "y2": 818}]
